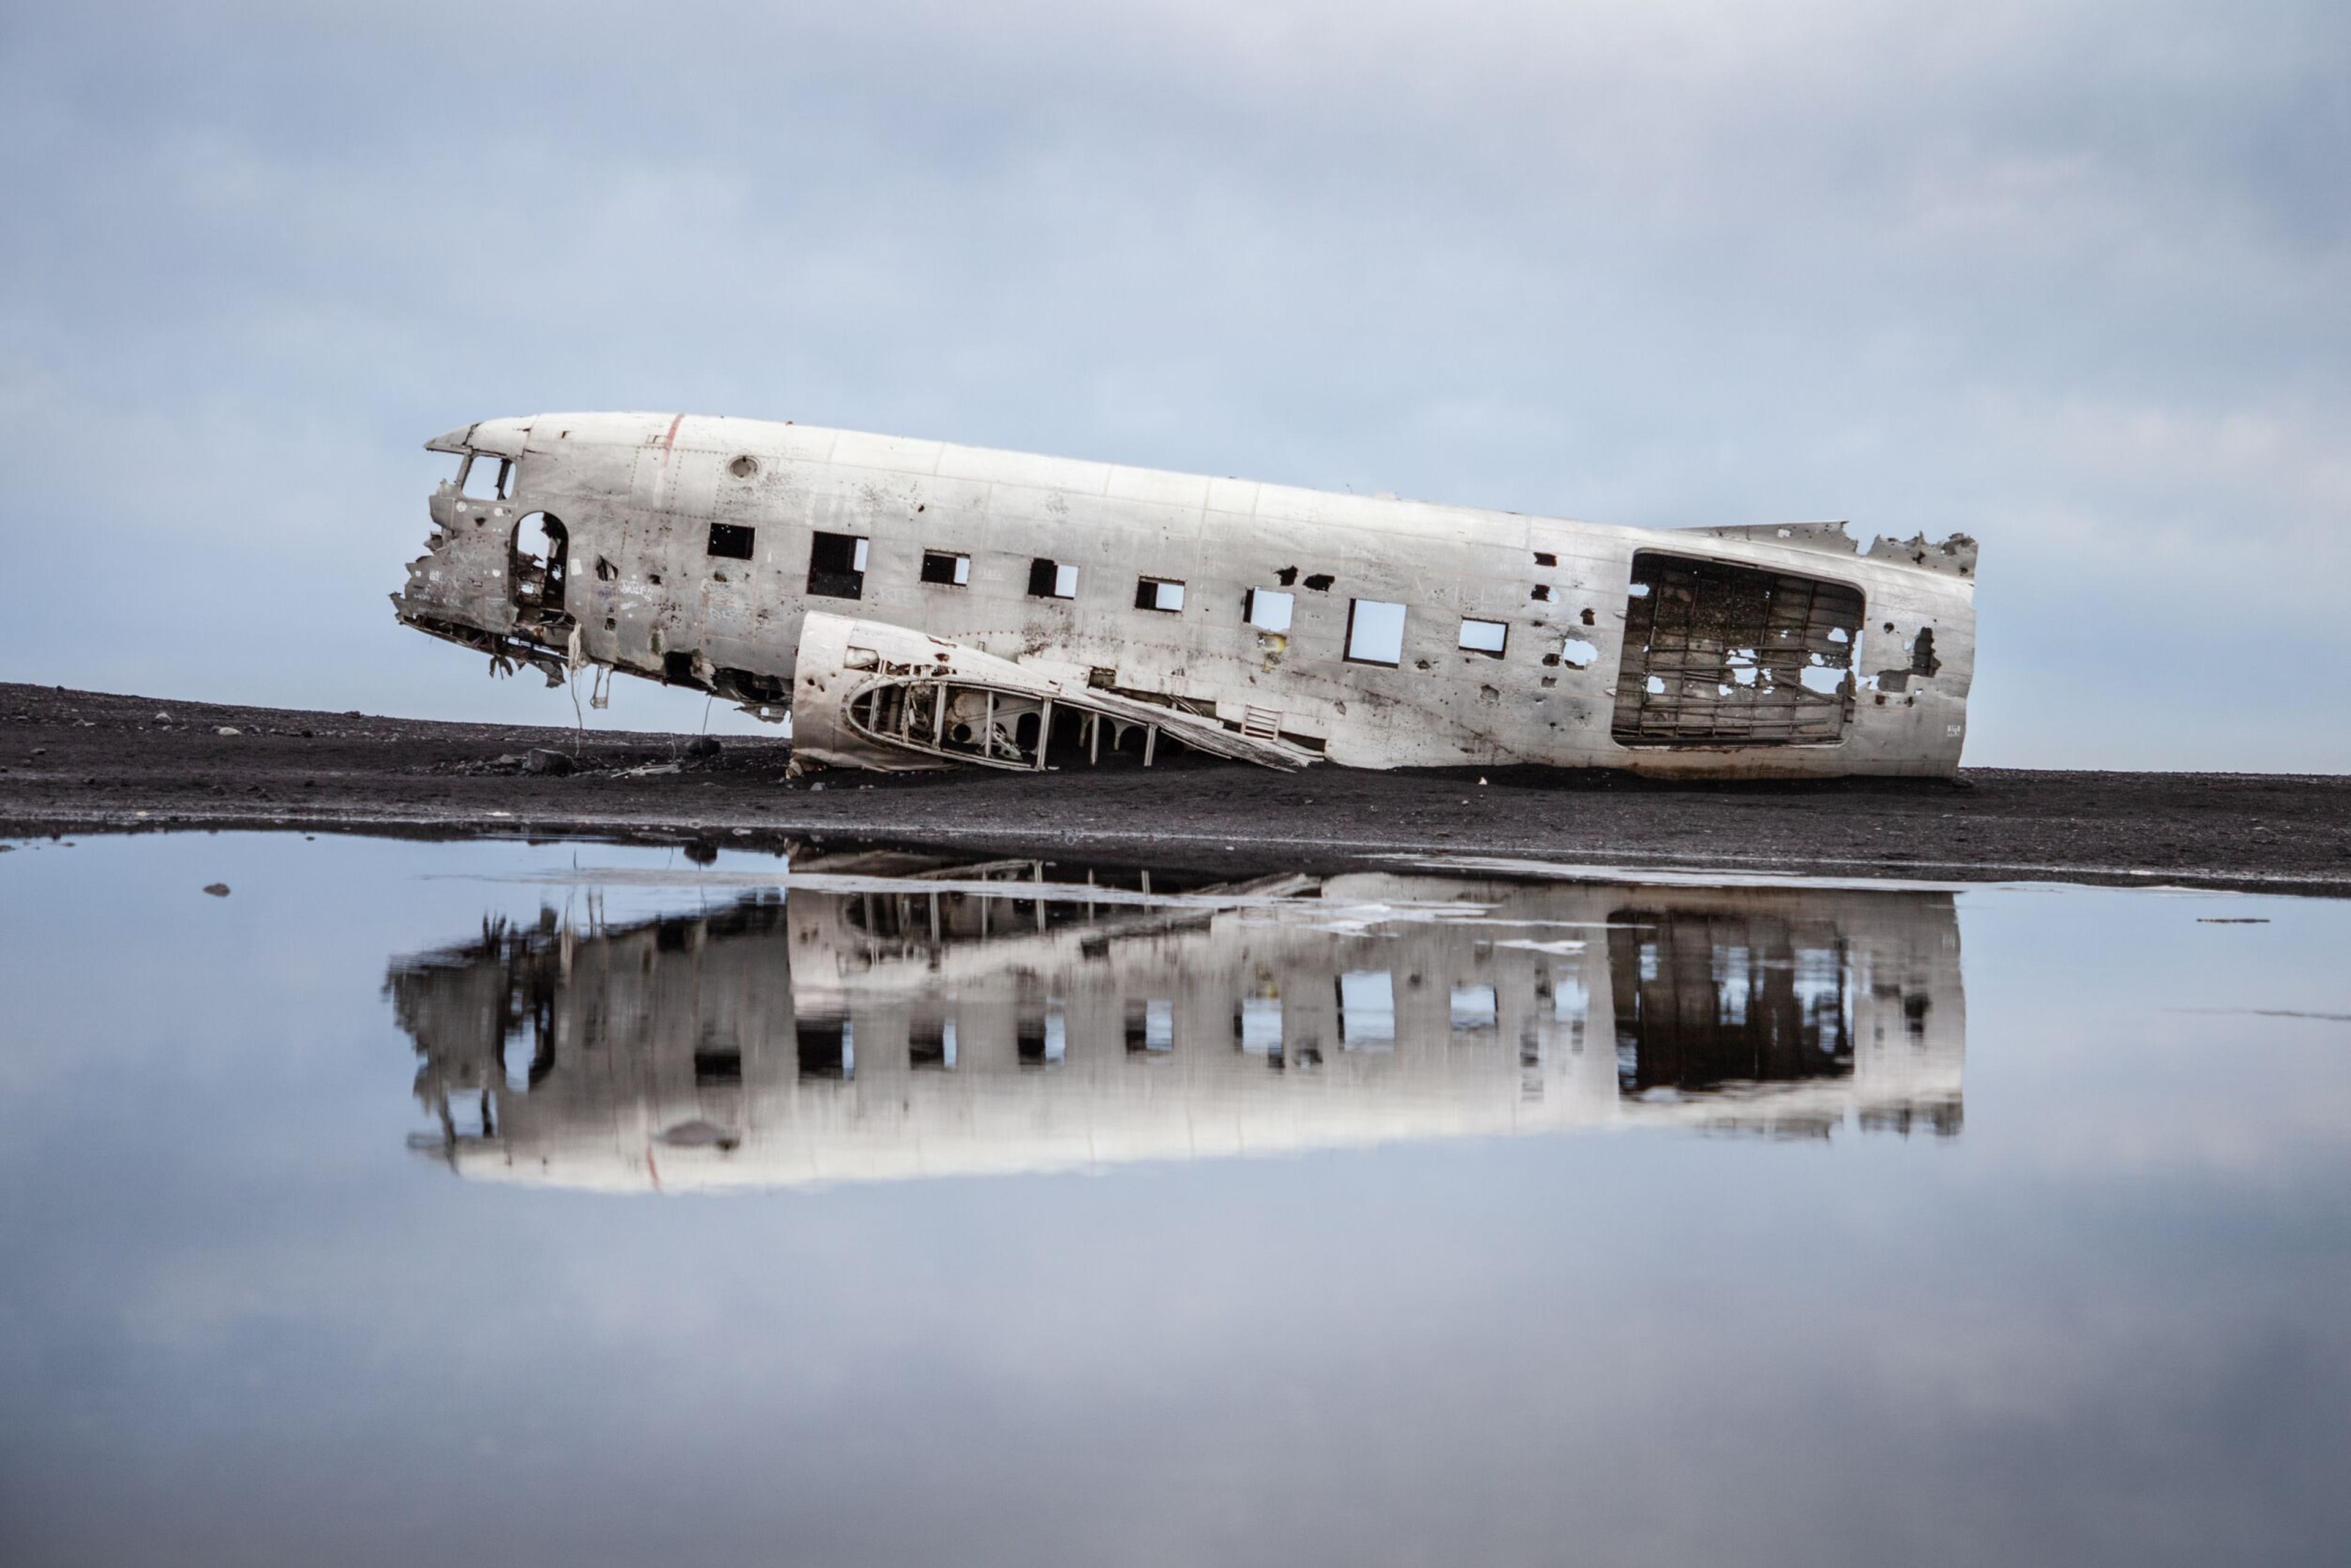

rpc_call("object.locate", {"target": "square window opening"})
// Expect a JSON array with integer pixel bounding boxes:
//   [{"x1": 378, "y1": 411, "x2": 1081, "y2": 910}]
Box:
[
  {"x1": 1337, "y1": 970, "x2": 1397, "y2": 1048},
  {"x1": 1237, "y1": 996, "x2": 1284, "y2": 1053},
  {"x1": 808, "y1": 532, "x2": 866, "y2": 599},
  {"x1": 1450, "y1": 984, "x2": 1498, "y2": 1031},
  {"x1": 1028, "y1": 558, "x2": 1079, "y2": 599},
  {"x1": 921, "y1": 550, "x2": 971, "y2": 587},
  {"x1": 1344, "y1": 599, "x2": 1408, "y2": 666},
  {"x1": 1134, "y1": 577, "x2": 1186, "y2": 612},
  {"x1": 1458, "y1": 618, "x2": 1508, "y2": 657},
  {"x1": 460, "y1": 455, "x2": 510, "y2": 500},
  {"x1": 1610, "y1": 551, "x2": 1863, "y2": 747},
  {"x1": 707, "y1": 522, "x2": 756, "y2": 560},
  {"x1": 1018, "y1": 1003, "x2": 1069, "y2": 1065},
  {"x1": 796, "y1": 1018, "x2": 853, "y2": 1081},
  {"x1": 1245, "y1": 588, "x2": 1294, "y2": 632},
  {"x1": 909, "y1": 1018, "x2": 958, "y2": 1070}
]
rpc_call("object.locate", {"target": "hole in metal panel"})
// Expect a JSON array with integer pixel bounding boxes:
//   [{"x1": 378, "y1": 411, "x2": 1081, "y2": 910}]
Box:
[
  {"x1": 1029, "y1": 558, "x2": 1078, "y2": 599},
  {"x1": 1245, "y1": 588, "x2": 1294, "y2": 632},
  {"x1": 808, "y1": 532, "x2": 865, "y2": 599},
  {"x1": 1345, "y1": 599, "x2": 1407, "y2": 666},
  {"x1": 1458, "y1": 618, "x2": 1508, "y2": 657},
  {"x1": 1610, "y1": 552, "x2": 1862, "y2": 747}
]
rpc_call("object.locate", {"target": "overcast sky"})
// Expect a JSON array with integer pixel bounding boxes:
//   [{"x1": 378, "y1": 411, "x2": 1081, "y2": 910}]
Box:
[{"x1": 2, "y1": 0, "x2": 2344, "y2": 766}]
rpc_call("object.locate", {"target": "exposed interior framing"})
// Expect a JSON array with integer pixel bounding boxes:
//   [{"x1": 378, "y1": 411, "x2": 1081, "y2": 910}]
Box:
[{"x1": 1610, "y1": 552, "x2": 1864, "y2": 748}]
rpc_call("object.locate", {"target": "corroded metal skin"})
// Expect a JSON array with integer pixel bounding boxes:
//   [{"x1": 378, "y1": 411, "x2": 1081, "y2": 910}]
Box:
[{"x1": 396, "y1": 413, "x2": 1976, "y2": 775}]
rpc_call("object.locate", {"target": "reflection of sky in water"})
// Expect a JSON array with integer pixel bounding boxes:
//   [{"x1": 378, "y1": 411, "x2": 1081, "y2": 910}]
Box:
[{"x1": 2, "y1": 833, "x2": 2348, "y2": 1567}]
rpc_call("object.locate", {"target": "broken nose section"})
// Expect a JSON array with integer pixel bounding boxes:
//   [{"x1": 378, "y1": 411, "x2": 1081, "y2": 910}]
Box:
[
  {"x1": 790, "y1": 613, "x2": 1318, "y2": 774},
  {"x1": 394, "y1": 435, "x2": 570, "y2": 687}
]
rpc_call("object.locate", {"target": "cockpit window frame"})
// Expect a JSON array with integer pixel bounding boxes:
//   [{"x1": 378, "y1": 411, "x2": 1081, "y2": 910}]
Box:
[{"x1": 460, "y1": 454, "x2": 511, "y2": 501}]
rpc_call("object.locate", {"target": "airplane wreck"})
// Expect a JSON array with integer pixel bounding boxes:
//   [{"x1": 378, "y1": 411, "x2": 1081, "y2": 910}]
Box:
[
  {"x1": 396, "y1": 413, "x2": 1976, "y2": 776},
  {"x1": 389, "y1": 859, "x2": 1966, "y2": 1192}
]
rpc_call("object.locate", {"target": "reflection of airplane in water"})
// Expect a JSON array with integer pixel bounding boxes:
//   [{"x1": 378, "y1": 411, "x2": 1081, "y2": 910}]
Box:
[{"x1": 388, "y1": 855, "x2": 1965, "y2": 1191}]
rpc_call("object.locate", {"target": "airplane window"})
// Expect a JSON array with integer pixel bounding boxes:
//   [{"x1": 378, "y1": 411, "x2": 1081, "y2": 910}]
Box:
[
  {"x1": 808, "y1": 532, "x2": 866, "y2": 599},
  {"x1": 707, "y1": 523, "x2": 755, "y2": 560},
  {"x1": 1458, "y1": 618, "x2": 1508, "y2": 657},
  {"x1": 1017, "y1": 1002, "x2": 1069, "y2": 1064},
  {"x1": 1027, "y1": 558, "x2": 1079, "y2": 599},
  {"x1": 460, "y1": 455, "x2": 509, "y2": 500},
  {"x1": 1337, "y1": 971, "x2": 1396, "y2": 1048},
  {"x1": 1127, "y1": 998, "x2": 1178, "y2": 1051},
  {"x1": 796, "y1": 1018, "x2": 852, "y2": 1079},
  {"x1": 909, "y1": 1017, "x2": 957, "y2": 1070},
  {"x1": 921, "y1": 550, "x2": 971, "y2": 587},
  {"x1": 1344, "y1": 599, "x2": 1407, "y2": 666},
  {"x1": 1134, "y1": 577, "x2": 1185, "y2": 612},
  {"x1": 1450, "y1": 984, "x2": 1498, "y2": 1031},
  {"x1": 1244, "y1": 588, "x2": 1294, "y2": 632}
]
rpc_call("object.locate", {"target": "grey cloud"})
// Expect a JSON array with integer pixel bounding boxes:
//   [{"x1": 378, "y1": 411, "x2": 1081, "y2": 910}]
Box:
[{"x1": 0, "y1": 0, "x2": 2343, "y2": 762}]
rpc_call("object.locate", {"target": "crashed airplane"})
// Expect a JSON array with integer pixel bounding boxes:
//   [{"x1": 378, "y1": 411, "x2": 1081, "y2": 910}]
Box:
[
  {"x1": 390, "y1": 859, "x2": 1967, "y2": 1192},
  {"x1": 396, "y1": 413, "x2": 1976, "y2": 776}
]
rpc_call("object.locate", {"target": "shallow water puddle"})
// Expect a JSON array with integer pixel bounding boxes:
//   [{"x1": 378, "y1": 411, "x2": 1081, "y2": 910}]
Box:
[{"x1": 3, "y1": 833, "x2": 2348, "y2": 1566}]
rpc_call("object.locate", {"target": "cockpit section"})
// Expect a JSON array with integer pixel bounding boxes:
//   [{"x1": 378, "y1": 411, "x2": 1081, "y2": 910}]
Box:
[{"x1": 396, "y1": 422, "x2": 576, "y2": 686}]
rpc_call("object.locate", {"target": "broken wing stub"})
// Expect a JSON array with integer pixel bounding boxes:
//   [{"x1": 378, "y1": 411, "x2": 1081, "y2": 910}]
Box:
[{"x1": 790, "y1": 613, "x2": 1319, "y2": 775}]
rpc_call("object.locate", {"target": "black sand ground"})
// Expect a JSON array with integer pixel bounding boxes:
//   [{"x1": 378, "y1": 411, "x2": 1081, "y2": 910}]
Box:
[{"x1": 2, "y1": 682, "x2": 2345, "y2": 893}]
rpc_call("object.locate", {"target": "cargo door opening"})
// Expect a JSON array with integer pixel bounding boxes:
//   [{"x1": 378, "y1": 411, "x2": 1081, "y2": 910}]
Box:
[{"x1": 1611, "y1": 551, "x2": 1861, "y2": 746}]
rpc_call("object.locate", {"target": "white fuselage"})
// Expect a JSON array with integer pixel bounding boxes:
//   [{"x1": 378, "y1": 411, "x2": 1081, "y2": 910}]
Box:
[{"x1": 397, "y1": 412, "x2": 1976, "y2": 776}]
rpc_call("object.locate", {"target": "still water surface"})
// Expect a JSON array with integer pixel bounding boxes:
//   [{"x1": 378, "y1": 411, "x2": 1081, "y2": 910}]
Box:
[{"x1": 2, "y1": 832, "x2": 2348, "y2": 1566}]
